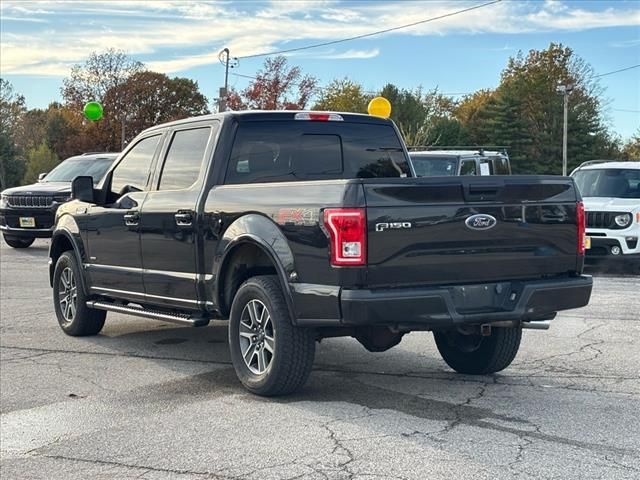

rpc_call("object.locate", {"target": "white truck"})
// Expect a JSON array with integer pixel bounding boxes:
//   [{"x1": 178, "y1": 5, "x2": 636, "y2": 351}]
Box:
[{"x1": 572, "y1": 161, "x2": 640, "y2": 271}]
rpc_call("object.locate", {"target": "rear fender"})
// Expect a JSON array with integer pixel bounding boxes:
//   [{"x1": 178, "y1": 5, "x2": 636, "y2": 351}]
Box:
[{"x1": 214, "y1": 214, "x2": 296, "y2": 320}]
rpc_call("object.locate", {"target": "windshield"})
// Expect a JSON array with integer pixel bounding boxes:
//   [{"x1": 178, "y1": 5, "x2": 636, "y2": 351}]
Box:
[
  {"x1": 44, "y1": 157, "x2": 115, "y2": 184},
  {"x1": 573, "y1": 168, "x2": 640, "y2": 199},
  {"x1": 410, "y1": 156, "x2": 458, "y2": 176}
]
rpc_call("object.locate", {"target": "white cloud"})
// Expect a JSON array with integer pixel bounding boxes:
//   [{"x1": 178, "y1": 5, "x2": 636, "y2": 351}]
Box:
[
  {"x1": 318, "y1": 48, "x2": 380, "y2": 60},
  {"x1": 609, "y1": 38, "x2": 640, "y2": 48},
  {"x1": 1, "y1": 0, "x2": 638, "y2": 76}
]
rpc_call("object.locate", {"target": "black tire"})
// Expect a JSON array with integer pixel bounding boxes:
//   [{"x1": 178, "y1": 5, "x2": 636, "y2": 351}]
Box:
[
  {"x1": 53, "y1": 251, "x2": 106, "y2": 336},
  {"x1": 3, "y1": 235, "x2": 35, "y2": 248},
  {"x1": 434, "y1": 326, "x2": 522, "y2": 375},
  {"x1": 228, "y1": 275, "x2": 315, "y2": 396}
]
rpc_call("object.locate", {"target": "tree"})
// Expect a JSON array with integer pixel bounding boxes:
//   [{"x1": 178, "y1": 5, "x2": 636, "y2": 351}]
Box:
[
  {"x1": 104, "y1": 71, "x2": 209, "y2": 146},
  {"x1": 23, "y1": 143, "x2": 59, "y2": 185},
  {"x1": 458, "y1": 43, "x2": 616, "y2": 174},
  {"x1": 0, "y1": 79, "x2": 26, "y2": 188},
  {"x1": 62, "y1": 49, "x2": 144, "y2": 107},
  {"x1": 14, "y1": 107, "x2": 48, "y2": 154},
  {"x1": 61, "y1": 50, "x2": 145, "y2": 154},
  {"x1": 621, "y1": 130, "x2": 640, "y2": 160},
  {"x1": 312, "y1": 78, "x2": 371, "y2": 113},
  {"x1": 455, "y1": 89, "x2": 495, "y2": 144},
  {"x1": 379, "y1": 84, "x2": 461, "y2": 147},
  {"x1": 227, "y1": 56, "x2": 317, "y2": 110}
]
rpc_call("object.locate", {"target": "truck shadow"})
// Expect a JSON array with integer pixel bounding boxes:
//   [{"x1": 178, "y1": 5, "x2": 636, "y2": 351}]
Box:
[{"x1": 78, "y1": 321, "x2": 638, "y2": 458}]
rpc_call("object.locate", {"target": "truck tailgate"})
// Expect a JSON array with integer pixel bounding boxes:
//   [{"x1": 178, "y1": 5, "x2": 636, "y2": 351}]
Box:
[{"x1": 364, "y1": 176, "x2": 581, "y2": 288}]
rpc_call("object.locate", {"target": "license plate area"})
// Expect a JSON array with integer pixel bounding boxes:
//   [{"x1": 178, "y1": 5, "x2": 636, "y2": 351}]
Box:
[
  {"x1": 449, "y1": 282, "x2": 512, "y2": 314},
  {"x1": 19, "y1": 217, "x2": 36, "y2": 228}
]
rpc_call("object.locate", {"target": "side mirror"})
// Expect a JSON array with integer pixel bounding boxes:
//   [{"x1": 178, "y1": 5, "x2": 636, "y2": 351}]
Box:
[
  {"x1": 72, "y1": 176, "x2": 95, "y2": 203},
  {"x1": 38, "y1": 172, "x2": 47, "y2": 182}
]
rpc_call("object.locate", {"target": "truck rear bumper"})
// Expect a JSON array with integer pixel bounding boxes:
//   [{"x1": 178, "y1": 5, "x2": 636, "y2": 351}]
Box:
[{"x1": 339, "y1": 275, "x2": 593, "y2": 328}]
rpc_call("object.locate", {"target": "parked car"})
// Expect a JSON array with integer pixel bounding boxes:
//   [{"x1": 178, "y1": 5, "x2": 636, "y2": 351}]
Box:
[
  {"x1": 0, "y1": 153, "x2": 117, "y2": 248},
  {"x1": 409, "y1": 149, "x2": 511, "y2": 177},
  {"x1": 571, "y1": 161, "x2": 640, "y2": 269},
  {"x1": 49, "y1": 111, "x2": 592, "y2": 396}
]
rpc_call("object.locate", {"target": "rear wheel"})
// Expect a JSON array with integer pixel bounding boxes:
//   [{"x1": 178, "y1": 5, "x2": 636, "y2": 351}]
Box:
[
  {"x1": 228, "y1": 275, "x2": 315, "y2": 396},
  {"x1": 3, "y1": 235, "x2": 35, "y2": 248},
  {"x1": 434, "y1": 326, "x2": 522, "y2": 374},
  {"x1": 53, "y1": 251, "x2": 106, "y2": 336}
]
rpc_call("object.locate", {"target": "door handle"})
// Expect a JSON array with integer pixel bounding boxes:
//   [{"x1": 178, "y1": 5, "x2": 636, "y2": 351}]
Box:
[
  {"x1": 124, "y1": 212, "x2": 139, "y2": 226},
  {"x1": 175, "y1": 212, "x2": 193, "y2": 226}
]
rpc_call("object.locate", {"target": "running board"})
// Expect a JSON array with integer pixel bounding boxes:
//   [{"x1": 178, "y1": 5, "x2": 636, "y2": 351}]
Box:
[{"x1": 86, "y1": 301, "x2": 210, "y2": 327}]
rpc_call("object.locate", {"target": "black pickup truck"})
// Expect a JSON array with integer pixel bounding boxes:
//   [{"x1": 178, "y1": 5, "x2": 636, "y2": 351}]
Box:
[{"x1": 49, "y1": 111, "x2": 592, "y2": 395}]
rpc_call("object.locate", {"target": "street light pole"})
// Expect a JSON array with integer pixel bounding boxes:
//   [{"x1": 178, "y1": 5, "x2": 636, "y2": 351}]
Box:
[{"x1": 556, "y1": 83, "x2": 574, "y2": 176}]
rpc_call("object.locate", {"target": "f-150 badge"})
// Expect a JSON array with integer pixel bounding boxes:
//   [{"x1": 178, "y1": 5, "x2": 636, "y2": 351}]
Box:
[
  {"x1": 465, "y1": 214, "x2": 497, "y2": 230},
  {"x1": 375, "y1": 222, "x2": 412, "y2": 232}
]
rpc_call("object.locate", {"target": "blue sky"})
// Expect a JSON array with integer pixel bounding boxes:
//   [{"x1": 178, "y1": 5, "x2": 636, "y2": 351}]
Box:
[{"x1": 1, "y1": 0, "x2": 639, "y2": 139}]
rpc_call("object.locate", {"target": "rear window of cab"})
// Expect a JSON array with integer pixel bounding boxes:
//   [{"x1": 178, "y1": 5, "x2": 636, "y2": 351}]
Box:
[{"x1": 225, "y1": 121, "x2": 410, "y2": 184}]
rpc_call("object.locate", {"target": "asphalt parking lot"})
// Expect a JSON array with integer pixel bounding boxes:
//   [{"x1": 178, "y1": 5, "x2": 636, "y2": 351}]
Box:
[{"x1": 1, "y1": 239, "x2": 639, "y2": 480}]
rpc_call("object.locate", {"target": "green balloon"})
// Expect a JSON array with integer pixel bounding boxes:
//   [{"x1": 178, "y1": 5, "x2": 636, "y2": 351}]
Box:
[{"x1": 83, "y1": 101, "x2": 103, "y2": 121}]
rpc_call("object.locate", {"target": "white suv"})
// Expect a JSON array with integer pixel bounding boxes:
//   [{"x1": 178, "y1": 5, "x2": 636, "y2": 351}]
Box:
[{"x1": 572, "y1": 161, "x2": 640, "y2": 270}]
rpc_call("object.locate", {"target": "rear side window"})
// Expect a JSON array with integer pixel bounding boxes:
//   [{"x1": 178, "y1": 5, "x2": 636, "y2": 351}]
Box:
[
  {"x1": 225, "y1": 121, "x2": 409, "y2": 184},
  {"x1": 159, "y1": 127, "x2": 212, "y2": 190},
  {"x1": 492, "y1": 157, "x2": 510, "y2": 175}
]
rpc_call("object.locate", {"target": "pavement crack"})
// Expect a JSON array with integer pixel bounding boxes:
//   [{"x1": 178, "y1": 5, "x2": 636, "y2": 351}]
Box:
[
  {"x1": 40, "y1": 454, "x2": 230, "y2": 478},
  {"x1": 323, "y1": 420, "x2": 357, "y2": 479}
]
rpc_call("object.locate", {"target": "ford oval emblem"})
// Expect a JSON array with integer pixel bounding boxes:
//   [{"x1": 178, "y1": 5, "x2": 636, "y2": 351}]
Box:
[{"x1": 465, "y1": 214, "x2": 497, "y2": 231}]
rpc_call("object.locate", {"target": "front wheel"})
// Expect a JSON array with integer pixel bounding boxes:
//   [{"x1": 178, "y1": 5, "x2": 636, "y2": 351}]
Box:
[
  {"x1": 53, "y1": 251, "x2": 106, "y2": 336},
  {"x1": 228, "y1": 275, "x2": 315, "y2": 396},
  {"x1": 434, "y1": 326, "x2": 522, "y2": 374},
  {"x1": 3, "y1": 235, "x2": 35, "y2": 248}
]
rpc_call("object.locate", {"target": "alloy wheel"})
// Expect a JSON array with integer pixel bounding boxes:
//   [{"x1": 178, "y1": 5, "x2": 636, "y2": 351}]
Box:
[
  {"x1": 238, "y1": 299, "x2": 275, "y2": 375},
  {"x1": 58, "y1": 267, "x2": 77, "y2": 323}
]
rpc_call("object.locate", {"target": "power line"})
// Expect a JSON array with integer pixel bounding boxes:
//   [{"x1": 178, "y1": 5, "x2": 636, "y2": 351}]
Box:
[
  {"x1": 612, "y1": 108, "x2": 640, "y2": 113},
  {"x1": 236, "y1": 0, "x2": 503, "y2": 60},
  {"x1": 230, "y1": 72, "x2": 469, "y2": 96},
  {"x1": 594, "y1": 64, "x2": 640, "y2": 78}
]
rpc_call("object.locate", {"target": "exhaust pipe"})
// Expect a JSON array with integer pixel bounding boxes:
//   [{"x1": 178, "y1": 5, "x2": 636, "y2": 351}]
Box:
[{"x1": 522, "y1": 320, "x2": 551, "y2": 330}]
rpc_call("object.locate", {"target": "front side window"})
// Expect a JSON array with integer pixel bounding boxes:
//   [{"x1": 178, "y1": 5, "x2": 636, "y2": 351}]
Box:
[
  {"x1": 158, "y1": 127, "x2": 212, "y2": 190},
  {"x1": 410, "y1": 156, "x2": 457, "y2": 177},
  {"x1": 225, "y1": 122, "x2": 409, "y2": 184},
  {"x1": 111, "y1": 135, "x2": 161, "y2": 195},
  {"x1": 460, "y1": 160, "x2": 477, "y2": 176}
]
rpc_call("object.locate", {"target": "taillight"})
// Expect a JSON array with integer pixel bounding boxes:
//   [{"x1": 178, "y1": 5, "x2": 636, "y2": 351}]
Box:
[
  {"x1": 323, "y1": 208, "x2": 367, "y2": 266},
  {"x1": 577, "y1": 201, "x2": 586, "y2": 255}
]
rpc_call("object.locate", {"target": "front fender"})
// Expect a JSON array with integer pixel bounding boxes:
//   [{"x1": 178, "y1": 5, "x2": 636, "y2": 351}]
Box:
[
  {"x1": 214, "y1": 213, "x2": 296, "y2": 318},
  {"x1": 49, "y1": 215, "x2": 89, "y2": 293}
]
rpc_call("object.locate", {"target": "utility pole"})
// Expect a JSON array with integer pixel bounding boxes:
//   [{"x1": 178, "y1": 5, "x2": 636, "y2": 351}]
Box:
[
  {"x1": 556, "y1": 83, "x2": 574, "y2": 176},
  {"x1": 217, "y1": 48, "x2": 238, "y2": 113}
]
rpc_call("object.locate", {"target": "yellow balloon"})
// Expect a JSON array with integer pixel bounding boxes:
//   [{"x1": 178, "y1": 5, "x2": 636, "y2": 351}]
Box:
[{"x1": 367, "y1": 96, "x2": 392, "y2": 118}]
